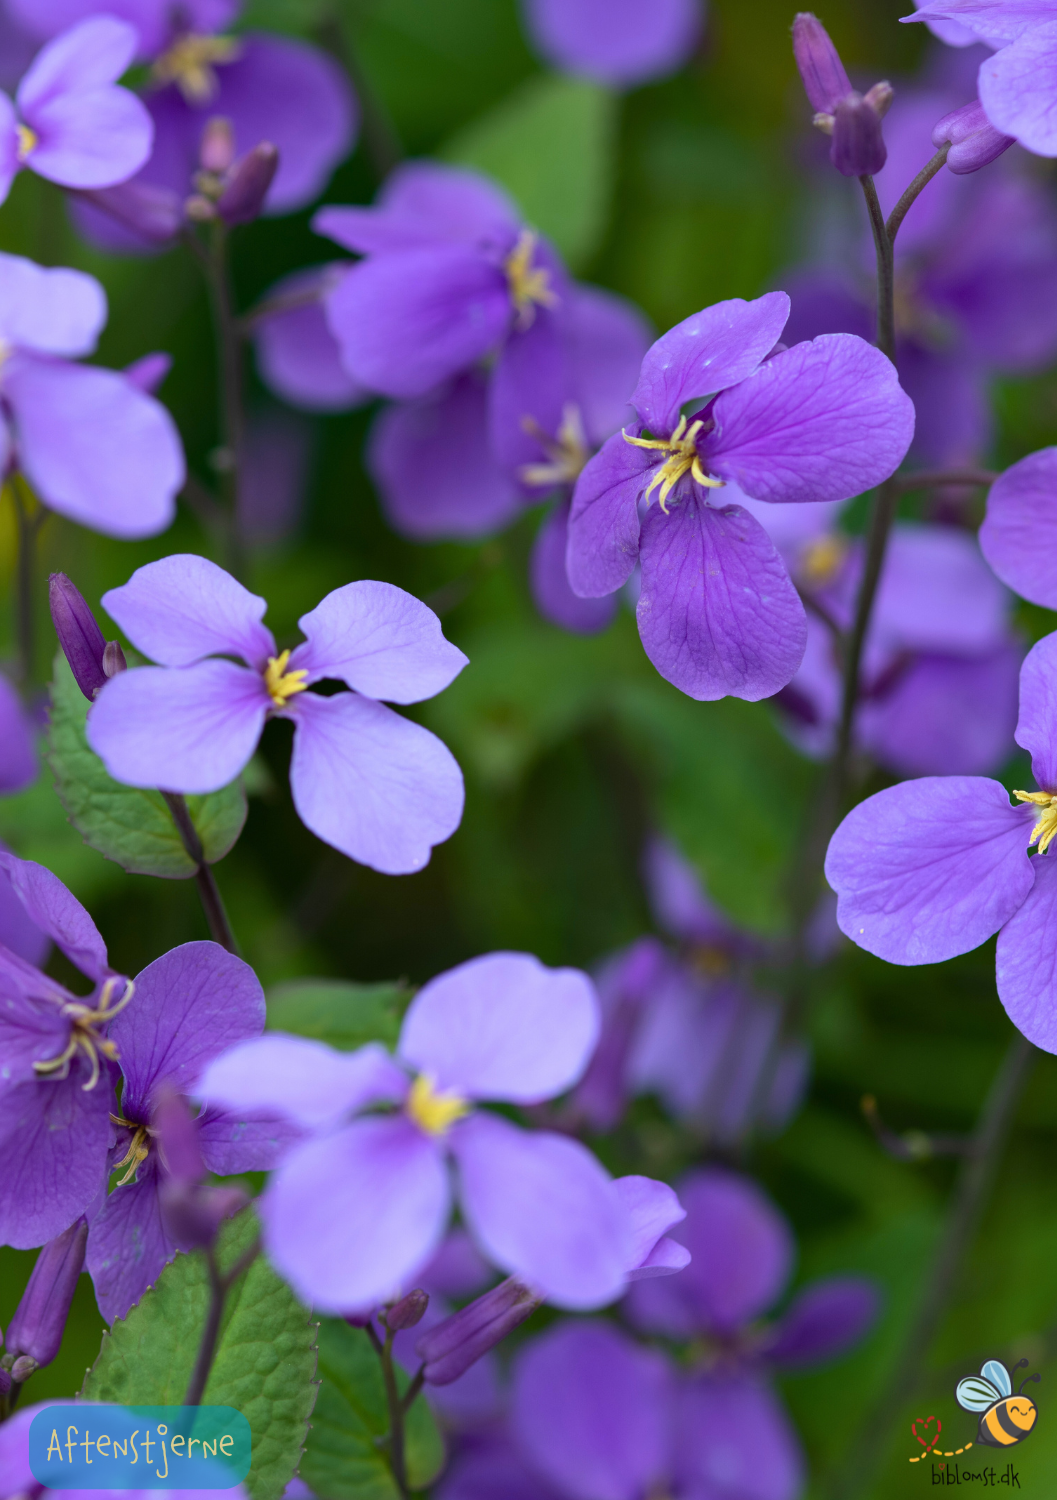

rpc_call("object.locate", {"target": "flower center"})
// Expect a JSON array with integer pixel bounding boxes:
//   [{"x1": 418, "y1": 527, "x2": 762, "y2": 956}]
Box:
[
  {"x1": 518, "y1": 402, "x2": 589, "y2": 488},
  {"x1": 622, "y1": 415, "x2": 726, "y2": 513},
  {"x1": 799, "y1": 533, "x2": 848, "y2": 588},
  {"x1": 15, "y1": 124, "x2": 36, "y2": 161},
  {"x1": 407, "y1": 1074, "x2": 470, "y2": 1137},
  {"x1": 1015, "y1": 790, "x2": 1057, "y2": 854},
  {"x1": 504, "y1": 230, "x2": 558, "y2": 330},
  {"x1": 264, "y1": 650, "x2": 309, "y2": 708},
  {"x1": 109, "y1": 1112, "x2": 154, "y2": 1185},
  {"x1": 33, "y1": 976, "x2": 134, "y2": 1093},
  {"x1": 152, "y1": 33, "x2": 241, "y2": 105}
]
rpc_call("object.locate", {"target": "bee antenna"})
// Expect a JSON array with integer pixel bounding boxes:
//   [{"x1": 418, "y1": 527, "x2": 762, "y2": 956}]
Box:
[
  {"x1": 1018, "y1": 1373, "x2": 1041, "y2": 1395},
  {"x1": 1012, "y1": 1359, "x2": 1029, "y2": 1373}
]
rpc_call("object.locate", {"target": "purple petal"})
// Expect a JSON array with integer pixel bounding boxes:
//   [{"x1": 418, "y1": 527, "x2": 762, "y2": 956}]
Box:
[
  {"x1": 521, "y1": 0, "x2": 701, "y2": 86},
  {"x1": 766, "y1": 1276, "x2": 880, "y2": 1367},
  {"x1": 488, "y1": 306, "x2": 569, "y2": 477},
  {"x1": 565, "y1": 284, "x2": 652, "y2": 445},
  {"x1": 399, "y1": 952, "x2": 599, "y2": 1102},
  {"x1": 22, "y1": 80, "x2": 152, "y2": 192},
  {"x1": 0, "y1": 966, "x2": 70, "y2": 1092},
  {"x1": 872, "y1": 524, "x2": 1010, "y2": 656},
  {"x1": 0, "y1": 851, "x2": 107, "y2": 980},
  {"x1": 5, "y1": 354, "x2": 183, "y2": 538},
  {"x1": 631, "y1": 293, "x2": 790, "y2": 435},
  {"x1": 902, "y1": 0, "x2": 1025, "y2": 46},
  {"x1": 101, "y1": 554, "x2": 275, "y2": 668},
  {"x1": 0, "y1": 1077, "x2": 111, "y2": 1247},
  {"x1": 452, "y1": 1112, "x2": 629, "y2": 1309},
  {"x1": 109, "y1": 942, "x2": 265, "y2": 1119},
  {"x1": 124, "y1": 350, "x2": 171, "y2": 393},
  {"x1": 5, "y1": 1, "x2": 242, "y2": 55},
  {"x1": 291, "y1": 580, "x2": 467, "y2": 703},
  {"x1": 287, "y1": 691, "x2": 464, "y2": 874},
  {"x1": 0, "y1": 673, "x2": 36, "y2": 793},
  {"x1": 85, "y1": 1155, "x2": 175, "y2": 1322},
  {"x1": 641, "y1": 834, "x2": 740, "y2": 948},
  {"x1": 980, "y1": 448, "x2": 1057, "y2": 609},
  {"x1": 262, "y1": 1115, "x2": 450, "y2": 1311},
  {"x1": 566, "y1": 431, "x2": 650, "y2": 596},
  {"x1": 979, "y1": 22, "x2": 1057, "y2": 156},
  {"x1": 530, "y1": 498, "x2": 618, "y2": 634},
  {"x1": 0, "y1": 91, "x2": 17, "y2": 205},
  {"x1": 87, "y1": 660, "x2": 268, "y2": 794},
  {"x1": 194, "y1": 1035, "x2": 407, "y2": 1131},
  {"x1": 437, "y1": 1435, "x2": 560, "y2": 1500},
  {"x1": 614, "y1": 1175, "x2": 687, "y2": 1274},
  {"x1": 254, "y1": 267, "x2": 369, "y2": 413},
  {"x1": 825, "y1": 777, "x2": 1036, "y2": 964},
  {"x1": 313, "y1": 160, "x2": 520, "y2": 256},
  {"x1": 674, "y1": 1373, "x2": 803, "y2": 1500},
  {"x1": 0, "y1": 855, "x2": 49, "y2": 970},
  {"x1": 17, "y1": 16, "x2": 136, "y2": 104},
  {"x1": 1016, "y1": 630, "x2": 1057, "y2": 793},
  {"x1": 0, "y1": 251, "x2": 105, "y2": 355},
  {"x1": 368, "y1": 374, "x2": 523, "y2": 541},
  {"x1": 512, "y1": 1321, "x2": 674, "y2": 1500},
  {"x1": 996, "y1": 852, "x2": 1057, "y2": 1050},
  {"x1": 630, "y1": 1236, "x2": 690, "y2": 1280},
  {"x1": 196, "y1": 1105, "x2": 302, "y2": 1175},
  {"x1": 324, "y1": 246, "x2": 510, "y2": 399},
  {"x1": 637, "y1": 496, "x2": 807, "y2": 701}
]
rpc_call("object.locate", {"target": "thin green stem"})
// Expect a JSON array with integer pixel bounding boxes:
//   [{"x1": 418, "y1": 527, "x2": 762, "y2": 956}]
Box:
[
  {"x1": 161, "y1": 791, "x2": 239, "y2": 954},
  {"x1": 401, "y1": 1365, "x2": 425, "y2": 1414},
  {"x1": 894, "y1": 467, "x2": 997, "y2": 493},
  {"x1": 885, "y1": 142, "x2": 950, "y2": 244},
  {"x1": 183, "y1": 1237, "x2": 261, "y2": 1408},
  {"x1": 365, "y1": 1323, "x2": 411, "y2": 1499}
]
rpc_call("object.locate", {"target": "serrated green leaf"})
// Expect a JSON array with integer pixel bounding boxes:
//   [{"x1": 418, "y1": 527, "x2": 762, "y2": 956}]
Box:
[
  {"x1": 266, "y1": 980, "x2": 412, "y2": 1051},
  {"x1": 80, "y1": 1209, "x2": 316, "y2": 1500},
  {"x1": 47, "y1": 653, "x2": 247, "y2": 879},
  {"x1": 443, "y1": 74, "x2": 617, "y2": 268},
  {"x1": 300, "y1": 1319, "x2": 444, "y2": 1500}
]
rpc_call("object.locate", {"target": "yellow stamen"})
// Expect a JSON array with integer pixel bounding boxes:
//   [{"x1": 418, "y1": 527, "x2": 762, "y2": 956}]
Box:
[
  {"x1": 15, "y1": 124, "x2": 36, "y2": 161},
  {"x1": 518, "y1": 402, "x2": 589, "y2": 488},
  {"x1": 407, "y1": 1074, "x2": 470, "y2": 1137},
  {"x1": 152, "y1": 34, "x2": 241, "y2": 105},
  {"x1": 1015, "y1": 790, "x2": 1057, "y2": 854},
  {"x1": 622, "y1": 415, "x2": 725, "y2": 513},
  {"x1": 109, "y1": 1113, "x2": 153, "y2": 1185},
  {"x1": 799, "y1": 533, "x2": 849, "y2": 588},
  {"x1": 264, "y1": 649, "x2": 309, "y2": 708},
  {"x1": 33, "y1": 977, "x2": 134, "y2": 1092},
  {"x1": 504, "y1": 230, "x2": 558, "y2": 330},
  {"x1": 691, "y1": 944, "x2": 731, "y2": 978}
]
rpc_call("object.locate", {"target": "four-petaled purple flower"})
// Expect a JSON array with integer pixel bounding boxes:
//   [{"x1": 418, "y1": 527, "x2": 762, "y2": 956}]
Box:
[
  {"x1": 196, "y1": 951, "x2": 644, "y2": 1312},
  {"x1": 85, "y1": 555, "x2": 467, "y2": 874},
  {"x1": 518, "y1": 0, "x2": 703, "y2": 88},
  {"x1": 566, "y1": 291, "x2": 915, "y2": 700}
]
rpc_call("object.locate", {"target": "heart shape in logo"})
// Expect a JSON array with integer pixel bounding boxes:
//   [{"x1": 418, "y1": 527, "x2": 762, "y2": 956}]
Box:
[{"x1": 911, "y1": 1416, "x2": 941, "y2": 1452}]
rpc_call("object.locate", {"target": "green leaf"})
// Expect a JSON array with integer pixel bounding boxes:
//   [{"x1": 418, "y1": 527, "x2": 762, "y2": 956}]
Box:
[
  {"x1": 47, "y1": 653, "x2": 247, "y2": 879},
  {"x1": 80, "y1": 1208, "x2": 317, "y2": 1500},
  {"x1": 266, "y1": 980, "x2": 412, "y2": 1051},
  {"x1": 442, "y1": 74, "x2": 618, "y2": 268},
  {"x1": 300, "y1": 1318, "x2": 444, "y2": 1500}
]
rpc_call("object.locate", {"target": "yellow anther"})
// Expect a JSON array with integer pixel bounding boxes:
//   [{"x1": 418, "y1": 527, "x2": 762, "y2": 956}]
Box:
[
  {"x1": 799, "y1": 533, "x2": 849, "y2": 588},
  {"x1": 33, "y1": 977, "x2": 134, "y2": 1092},
  {"x1": 109, "y1": 1113, "x2": 154, "y2": 1185},
  {"x1": 1015, "y1": 790, "x2": 1057, "y2": 854},
  {"x1": 15, "y1": 124, "x2": 36, "y2": 160},
  {"x1": 518, "y1": 402, "x2": 589, "y2": 488},
  {"x1": 152, "y1": 34, "x2": 241, "y2": 104},
  {"x1": 504, "y1": 230, "x2": 558, "y2": 330},
  {"x1": 407, "y1": 1074, "x2": 471, "y2": 1137},
  {"x1": 622, "y1": 415, "x2": 726, "y2": 513},
  {"x1": 264, "y1": 650, "x2": 309, "y2": 708},
  {"x1": 691, "y1": 944, "x2": 731, "y2": 979}
]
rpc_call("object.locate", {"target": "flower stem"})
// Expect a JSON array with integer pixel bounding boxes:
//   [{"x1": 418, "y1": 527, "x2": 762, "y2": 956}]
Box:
[
  {"x1": 894, "y1": 467, "x2": 997, "y2": 493},
  {"x1": 365, "y1": 1322, "x2": 411, "y2": 1499},
  {"x1": 161, "y1": 791, "x2": 239, "y2": 954},
  {"x1": 828, "y1": 1031, "x2": 1035, "y2": 1499},
  {"x1": 885, "y1": 142, "x2": 950, "y2": 245},
  {"x1": 184, "y1": 1237, "x2": 261, "y2": 1407}
]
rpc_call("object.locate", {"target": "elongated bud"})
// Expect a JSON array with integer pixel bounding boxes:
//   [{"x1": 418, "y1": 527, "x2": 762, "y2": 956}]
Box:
[
  {"x1": 217, "y1": 143, "x2": 279, "y2": 226},
  {"x1": 200, "y1": 116, "x2": 236, "y2": 174},
  {"x1": 49, "y1": 574, "x2": 108, "y2": 701},
  {"x1": 5, "y1": 1217, "x2": 88, "y2": 1369},
  {"x1": 386, "y1": 1289, "x2": 429, "y2": 1331},
  {"x1": 832, "y1": 92, "x2": 888, "y2": 176},
  {"x1": 792, "y1": 14, "x2": 852, "y2": 113},
  {"x1": 416, "y1": 1278, "x2": 541, "y2": 1386},
  {"x1": 933, "y1": 99, "x2": 1015, "y2": 174}
]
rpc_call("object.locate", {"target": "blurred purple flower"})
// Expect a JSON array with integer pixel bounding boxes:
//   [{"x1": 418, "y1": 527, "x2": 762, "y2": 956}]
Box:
[
  {"x1": 825, "y1": 629, "x2": 1057, "y2": 1050},
  {"x1": 0, "y1": 674, "x2": 36, "y2": 793},
  {"x1": 566, "y1": 292, "x2": 915, "y2": 701},
  {"x1": 195, "y1": 951, "x2": 644, "y2": 1313},
  {"x1": 86, "y1": 554, "x2": 467, "y2": 873},
  {"x1": 0, "y1": 845, "x2": 48, "y2": 968},
  {"x1": 0, "y1": 252, "x2": 184, "y2": 537},
  {"x1": 519, "y1": 0, "x2": 703, "y2": 87},
  {"x1": 980, "y1": 447, "x2": 1057, "y2": 609},
  {"x1": 253, "y1": 265, "x2": 370, "y2": 414},
  {"x1": 237, "y1": 406, "x2": 313, "y2": 548},
  {"x1": 0, "y1": 16, "x2": 152, "y2": 204}
]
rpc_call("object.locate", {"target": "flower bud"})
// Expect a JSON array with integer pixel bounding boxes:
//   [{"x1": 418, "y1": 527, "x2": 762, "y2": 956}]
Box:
[
  {"x1": 932, "y1": 99, "x2": 1015, "y2": 174},
  {"x1": 76, "y1": 181, "x2": 183, "y2": 244},
  {"x1": 832, "y1": 92, "x2": 888, "y2": 176},
  {"x1": 154, "y1": 1088, "x2": 204, "y2": 1184},
  {"x1": 49, "y1": 574, "x2": 108, "y2": 701},
  {"x1": 386, "y1": 1289, "x2": 429, "y2": 1331},
  {"x1": 10, "y1": 1355, "x2": 37, "y2": 1383},
  {"x1": 415, "y1": 1278, "x2": 541, "y2": 1386},
  {"x1": 217, "y1": 143, "x2": 279, "y2": 227},
  {"x1": 792, "y1": 14, "x2": 852, "y2": 114},
  {"x1": 102, "y1": 641, "x2": 127, "y2": 678},
  {"x1": 159, "y1": 1182, "x2": 248, "y2": 1250},
  {"x1": 200, "y1": 116, "x2": 236, "y2": 174},
  {"x1": 5, "y1": 1217, "x2": 88, "y2": 1369}
]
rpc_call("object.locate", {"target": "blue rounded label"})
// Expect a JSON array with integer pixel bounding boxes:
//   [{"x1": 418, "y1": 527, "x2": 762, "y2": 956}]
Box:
[{"x1": 29, "y1": 1405, "x2": 252, "y2": 1489}]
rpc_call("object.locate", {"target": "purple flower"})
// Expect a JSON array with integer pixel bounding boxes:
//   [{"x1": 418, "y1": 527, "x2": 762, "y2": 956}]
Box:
[
  {"x1": 565, "y1": 292, "x2": 915, "y2": 700},
  {"x1": 0, "y1": 251, "x2": 184, "y2": 537},
  {"x1": 824, "y1": 629, "x2": 1057, "y2": 1050},
  {"x1": 85, "y1": 554, "x2": 467, "y2": 874},
  {"x1": 979, "y1": 448, "x2": 1057, "y2": 609},
  {"x1": 253, "y1": 266, "x2": 370, "y2": 414},
  {"x1": 0, "y1": 847, "x2": 48, "y2": 968},
  {"x1": 518, "y1": 0, "x2": 702, "y2": 87},
  {"x1": 0, "y1": 674, "x2": 36, "y2": 794},
  {"x1": 195, "y1": 951, "x2": 642, "y2": 1312},
  {"x1": 0, "y1": 16, "x2": 152, "y2": 204}
]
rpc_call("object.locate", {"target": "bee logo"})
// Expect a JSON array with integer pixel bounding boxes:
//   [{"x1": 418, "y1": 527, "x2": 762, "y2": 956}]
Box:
[{"x1": 956, "y1": 1358, "x2": 1040, "y2": 1448}]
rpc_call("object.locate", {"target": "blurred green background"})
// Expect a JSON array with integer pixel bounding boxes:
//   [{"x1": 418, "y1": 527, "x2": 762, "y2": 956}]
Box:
[{"x1": 3, "y1": 1, "x2": 1057, "y2": 1495}]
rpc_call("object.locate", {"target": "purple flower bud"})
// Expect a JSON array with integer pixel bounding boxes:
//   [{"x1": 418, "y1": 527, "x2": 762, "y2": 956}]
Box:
[
  {"x1": 832, "y1": 92, "x2": 888, "y2": 177},
  {"x1": 343, "y1": 1309, "x2": 375, "y2": 1329},
  {"x1": 5, "y1": 1217, "x2": 88, "y2": 1369},
  {"x1": 75, "y1": 181, "x2": 183, "y2": 244},
  {"x1": 102, "y1": 641, "x2": 127, "y2": 678},
  {"x1": 49, "y1": 573, "x2": 108, "y2": 701},
  {"x1": 792, "y1": 13, "x2": 852, "y2": 114},
  {"x1": 415, "y1": 1277, "x2": 541, "y2": 1386},
  {"x1": 159, "y1": 1182, "x2": 249, "y2": 1251},
  {"x1": 200, "y1": 116, "x2": 236, "y2": 174},
  {"x1": 217, "y1": 144, "x2": 280, "y2": 227},
  {"x1": 386, "y1": 1289, "x2": 429, "y2": 1331},
  {"x1": 154, "y1": 1088, "x2": 205, "y2": 1184},
  {"x1": 933, "y1": 99, "x2": 1016, "y2": 175}
]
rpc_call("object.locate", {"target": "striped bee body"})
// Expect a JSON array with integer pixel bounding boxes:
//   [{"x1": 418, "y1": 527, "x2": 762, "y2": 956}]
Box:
[
  {"x1": 957, "y1": 1358, "x2": 1041, "y2": 1451},
  {"x1": 978, "y1": 1395, "x2": 1037, "y2": 1447}
]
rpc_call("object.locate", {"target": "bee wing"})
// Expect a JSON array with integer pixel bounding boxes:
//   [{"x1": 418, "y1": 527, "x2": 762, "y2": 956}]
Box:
[
  {"x1": 981, "y1": 1360, "x2": 1012, "y2": 1397},
  {"x1": 957, "y1": 1377, "x2": 1001, "y2": 1411}
]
